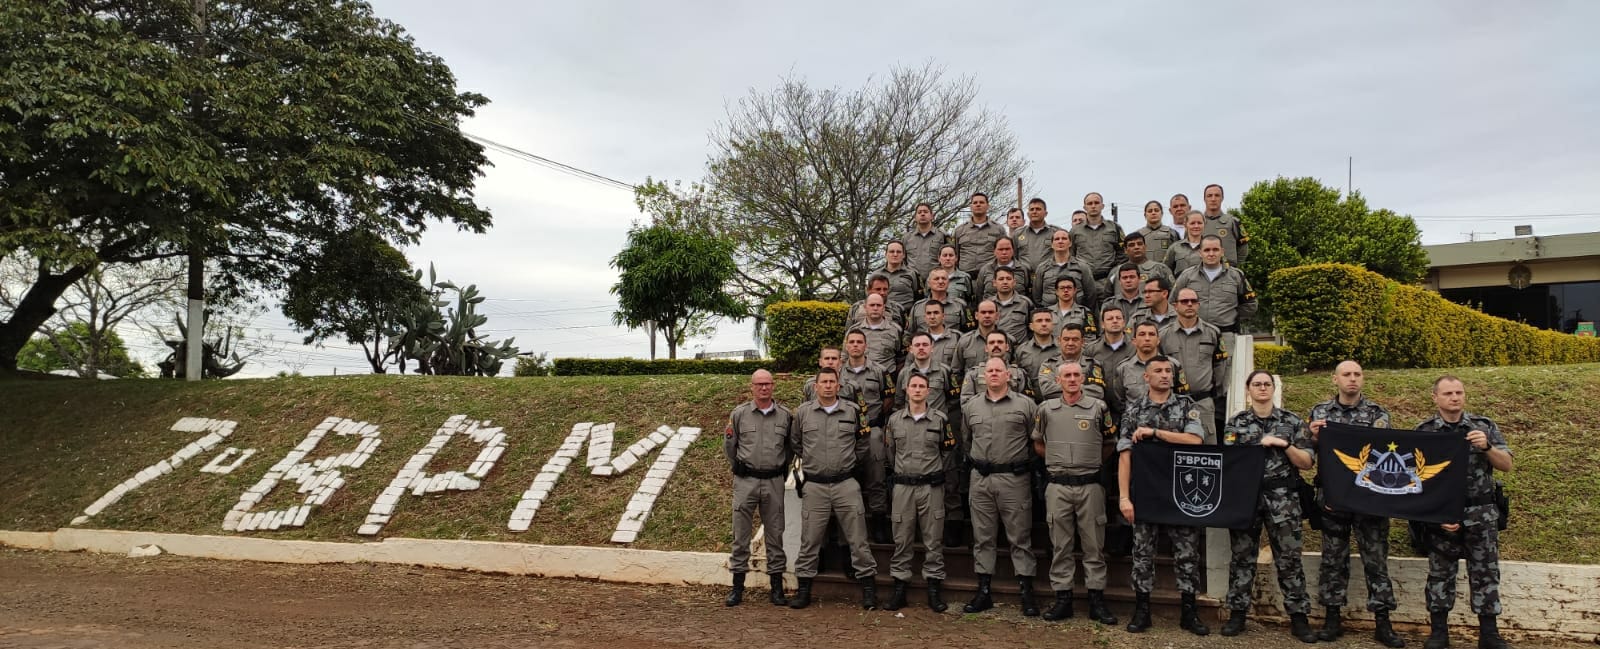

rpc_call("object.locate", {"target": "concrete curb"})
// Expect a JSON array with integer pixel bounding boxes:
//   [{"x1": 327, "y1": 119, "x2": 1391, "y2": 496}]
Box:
[{"x1": 2, "y1": 528, "x2": 730, "y2": 588}]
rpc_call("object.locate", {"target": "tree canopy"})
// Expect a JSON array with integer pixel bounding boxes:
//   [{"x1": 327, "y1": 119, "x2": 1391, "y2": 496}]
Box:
[
  {"x1": 681, "y1": 63, "x2": 1029, "y2": 305},
  {"x1": 0, "y1": 0, "x2": 492, "y2": 370},
  {"x1": 1235, "y1": 176, "x2": 1429, "y2": 321},
  {"x1": 610, "y1": 222, "x2": 745, "y2": 360},
  {"x1": 282, "y1": 229, "x2": 426, "y2": 373},
  {"x1": 18, "y1": 321, "x2": 146, "y2": 377}
]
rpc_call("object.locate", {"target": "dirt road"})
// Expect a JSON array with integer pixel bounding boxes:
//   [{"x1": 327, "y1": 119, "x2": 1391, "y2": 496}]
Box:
[{"x1": 0, "y1": 549, "x2": 1579, "y2": 648}]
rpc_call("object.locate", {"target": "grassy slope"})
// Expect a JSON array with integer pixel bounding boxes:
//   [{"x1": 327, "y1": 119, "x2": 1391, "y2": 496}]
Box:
[{"x1": 1, "y1": 364, "x2": 1595, "y2": 563}]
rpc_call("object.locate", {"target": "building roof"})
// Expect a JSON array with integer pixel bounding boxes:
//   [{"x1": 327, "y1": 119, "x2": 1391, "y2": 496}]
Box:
[{"x1": 1425, "y1": 231, "x2": 1600, "y2": 268}]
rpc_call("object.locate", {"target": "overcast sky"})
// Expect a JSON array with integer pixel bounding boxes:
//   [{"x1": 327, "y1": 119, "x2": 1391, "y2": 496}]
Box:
[{"x1": 191, "y1": 1, "x2": 1600, "y2": 377}]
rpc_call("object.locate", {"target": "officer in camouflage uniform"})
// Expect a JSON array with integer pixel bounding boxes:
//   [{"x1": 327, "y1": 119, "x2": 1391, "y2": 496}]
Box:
[
  {"x1": 882, "y1": 373, "x2": 958, "y2": 613},
  {"x1": 786, "y1": 367, "x2": 878, "y2": 610},
  {"x1": 1220, "y1": 371, "x2": 1316, "y2": 642},
  {"x1": 1032, "y1": 360, "x2": 1120, "y2": 624},
  {"x1": 723, "y1": 370, "x2": 794, "y2": 607},
  {"x1": 1116, "y1": 355, "x2": 1209, "y2": 636},
  {"x1": 1415, "y1": 375, "x2": 1513, "y2": 649},
  {"x1": 1306, "y1": 360, "x2": 1405, "y2": 646},
  {"x1": 961, "y1": 357, "x2": 1042, "y2": 616},
  {"x1": 840, "y1": 330, "x2": 897, "y2": 544}
]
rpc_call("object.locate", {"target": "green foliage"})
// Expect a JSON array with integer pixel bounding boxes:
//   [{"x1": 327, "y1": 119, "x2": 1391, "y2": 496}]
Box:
[
  {"x1": 550, "y1": 358, "x2": 767, "y2": 376},
  {"x1": 1271, "y1": 263, "x2": 1600, "y2": 369},
  {"x1": 282, "y1": 230, "x2": 426, "y2": 373},
  {"x1": 17, "y1": 322, "x2": 146, "y2": 378},
  {"x1": 1252, "y1": 343, "x2": 1305, "y2": 375},
  {"x1": 610, "y1": 221, "x2": 746, "y2": 360},
  {"x1": 513, "y1": 353, "x2": 551, "y2": 377},
  {"x1": 765, "y1": 300, "x2": 849, "y2": 371},
  {"x1": 1235, "y1": 177, "x2": 1428, "y2": 324},
  {"x1": 0, "y1": 0, "x2": 491, "y2": 370},
  {"x1": 388, "y1": 266, "x2": 518, "y2": 376}
]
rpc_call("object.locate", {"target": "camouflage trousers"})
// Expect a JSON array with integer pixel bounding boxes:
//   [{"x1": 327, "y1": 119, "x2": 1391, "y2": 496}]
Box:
[
  {"x1": 1319, "y1": 509, "x2": 1397, "y2": 612},
  {"x1": 1132, "y1": 521, "x2": 1201, "y2": 595},
  {"x1": 1425, "y1": 521, "x2": 1502, "y2": 616},
  {"x1": 1227, "y1": 487, "x2": 1310, "y2": 614}
]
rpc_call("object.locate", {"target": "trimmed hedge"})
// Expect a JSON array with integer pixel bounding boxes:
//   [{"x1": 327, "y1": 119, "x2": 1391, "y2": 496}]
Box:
[
  {"x1": 1270, "y1": 263, "x2": 1600, "y2": 369},
  {"x1": 766, "y1": 300, "x2": 850, "y2": 371},
  {"x1": 1253, "y1": 343, "x2": 1305, "y2": 375},
  {"x1": 550, "y1": 358, "x2": 768, "y2": 376}
]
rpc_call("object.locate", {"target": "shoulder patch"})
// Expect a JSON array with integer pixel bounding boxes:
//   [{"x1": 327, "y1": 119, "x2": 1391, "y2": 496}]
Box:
[{"x1": 1189, "y1": 409, "x2": 1199, "y2": 420}]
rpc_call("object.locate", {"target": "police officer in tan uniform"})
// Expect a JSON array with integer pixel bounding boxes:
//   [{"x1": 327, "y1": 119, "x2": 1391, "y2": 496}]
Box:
[
  {"x1": 882, "y1": 373, "x2": 958, "y2": 612},
  {"x1": 724, "y1": 370, "x2": 793, "y2": 607},
  {"x1": 787, "y1": 367, "x2": 879, "y2": 610},
  {"x1": 961, "y1": 357, "x2": 1042, "y2": 616},
  {"x1": 1033, "y1": 360, "x2": 1120, "y2": 624}
]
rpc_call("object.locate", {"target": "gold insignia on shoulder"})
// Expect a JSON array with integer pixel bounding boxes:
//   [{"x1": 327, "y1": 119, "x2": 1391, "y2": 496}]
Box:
[
  {"x1": 1040, "y1": 366, "x2": 1053, "y2": 375},
  {"x1": 1375, "y1": 416, "x2": 1390, "y2": 429},
  {"x1": 1188, "y1": 409, "x2": 1199, "y2": 420}
]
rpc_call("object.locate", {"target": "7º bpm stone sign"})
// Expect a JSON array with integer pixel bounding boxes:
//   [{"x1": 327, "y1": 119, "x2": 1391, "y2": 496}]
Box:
[{"x1": 68, "y1": 416, "x2": 701, "y2": 544}]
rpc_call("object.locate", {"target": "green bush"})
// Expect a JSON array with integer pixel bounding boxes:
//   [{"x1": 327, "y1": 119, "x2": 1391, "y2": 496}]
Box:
[
  {"x1": 765, "y1": 300, "x2": 850, "y2": 371},
  {"x1": 1271, "y1": 263, "x2": 1600, "y2": 369},
  {"x1": 549, "y1": 358, "x2": 768, "y2": 376},
  {"x1": 1253, "y1": 343, "x2": 1305, "y2": 375},
  {"x1": 513, "y1": 353, "x2": 551, "y2": 377}
]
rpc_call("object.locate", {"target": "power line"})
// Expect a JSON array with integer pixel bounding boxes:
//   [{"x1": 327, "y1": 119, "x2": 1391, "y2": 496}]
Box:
[
  {"x1": 204, "y1": 36, "x2": 635, "y2": 194},
  {"x1": 1410, "y1": 212, "x2": 1598, "y2": 222}
]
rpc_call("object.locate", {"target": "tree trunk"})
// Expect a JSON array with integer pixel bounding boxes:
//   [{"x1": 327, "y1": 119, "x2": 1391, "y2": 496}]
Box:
[
  {"x1": 0, "y1": 265, "x2": 91, "y2": 372},
  {"x1": 665, "y1": 322, "x2": 678, "y2": 360}
]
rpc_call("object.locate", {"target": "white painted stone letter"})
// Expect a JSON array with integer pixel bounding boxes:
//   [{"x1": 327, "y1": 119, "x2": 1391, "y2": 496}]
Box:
[
  {"x1": 71, "y1": 417, "x2": 237, "y2": 526},
  {"x1": 357, "y1": 415, "x2": 507, "y2": 536},
  {"x1": 222, "y1": 417, "x2": 380, "y2": 532}
]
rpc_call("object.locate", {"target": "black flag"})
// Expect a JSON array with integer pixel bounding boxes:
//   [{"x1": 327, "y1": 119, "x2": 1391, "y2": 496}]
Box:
[
  {"x1": 1318, "y1": 422, "x2": 1469, "y2": 524},
  {"x1": 1130, "y1": 442, "x2": 1265, "y2": 529}
]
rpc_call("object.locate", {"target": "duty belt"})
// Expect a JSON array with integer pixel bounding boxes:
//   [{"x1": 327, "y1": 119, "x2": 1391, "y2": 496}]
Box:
[
  {"x1": 1217, "y1": 324, "x2": 1239, "y2": 334},
  {"x1": 1047, "y1": 471, "x2": 1101, "y2": 486},
  {"x1": 1262, "y1": 474, "x2": 1301, "y2": 490},
  {"x1": 890, "y1": 471, "x2": 946, "y2": 486},
  {"x1": 970, "y1": 458, "x2": 1031, "y2": 476},
  {"x1": 1188, "y1": 389, "x2": 1214, "y2": 400},
  {"x1": 804, "y1": 470, "x2": 852, "y2": 485},
  {"x1": 732, "y1": 461, "x2": 785, "y2": 480}
]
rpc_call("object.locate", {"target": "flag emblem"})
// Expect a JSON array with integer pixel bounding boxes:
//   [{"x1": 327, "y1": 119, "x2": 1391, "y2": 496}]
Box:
[
  {"x1": 1334, "y1": 441, "x2": 1451, "y2": 495},
  {"x1": 1172, "y1": 450, "x2": 1223, "y2": 517}
]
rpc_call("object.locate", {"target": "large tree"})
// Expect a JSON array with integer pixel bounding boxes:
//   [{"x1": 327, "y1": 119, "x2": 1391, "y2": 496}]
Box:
[
  {"x1": 281, "y1": 229, "x2": 425, "y2": 373},
  {"x1": 18, "y1": 321, "x2": 147, "y2": 377},
  {"x1": 610, "y1": 222, "x2": 745, "y2": 360},
  {"x1": 0, "y1": 0, "x2": 492, "y2": 371},
  {"x1": 691, "y1": 63, "x2": 1030, "y2": 305},
  {"x1": 1235, "y1": 176, "x2": 1429, "y2": 321}
]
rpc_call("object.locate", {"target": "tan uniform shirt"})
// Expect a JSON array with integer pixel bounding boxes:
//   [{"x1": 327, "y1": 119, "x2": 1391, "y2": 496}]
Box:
[
  {"x1": 962, "y1": 390, "x2": 1039, "y2": 466},
  {"x1": 951, "y1": 220, "x2": 1004, "y2": 275},
  {"x1": 725, "y1": 400, "x2": 795, "y2": 472},
  {"x1": 1033, "y1": 395, "x2": 1116, "y2": 475},
  {"x1": 789, "y1": 399, "x2": 869, "y2": 476}
]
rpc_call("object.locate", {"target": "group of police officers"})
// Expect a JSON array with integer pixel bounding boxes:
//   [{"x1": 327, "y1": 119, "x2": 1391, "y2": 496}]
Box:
[{"x1": 721, "y1": 188, "x2": 1514, "y2": 649}]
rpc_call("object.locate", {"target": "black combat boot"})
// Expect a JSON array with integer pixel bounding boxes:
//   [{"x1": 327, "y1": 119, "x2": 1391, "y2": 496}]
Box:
[
  {"x1": 788, "y1": 577, "x2": 813, "y2": 609},
  {"x1": 963, "y1": 574, "x2": 994, "y2": 613},
  {"x1": 724, "y1": 572, "x2": 745, "y2": 607},
  {"x1": 1375, "y1": 610, "x2": 1406, "y2": 647},
  {"x1": 869, "y1": 514, "x2": 892, "y2": 544},
  {"x1": 1318, "y1": 606, "x2": 1344, "y2": 641},
  {"x1": 1477, "y1": 615, "x2": 1507, "y2": 649},
  {"x1": 883, "y1": 578, "x2": 908, "y2": 611},
  {"x1": 1018, "y1": 577, "x2": 1040, "y2": 617},
  {"x1": 1088, "y1": 589, "x2": 1118, "y2": 625},
  {"x1": 1221, "y1": 609, "x2": 1248, "y2": 636},
  {"x1": 1291, "y1": 613, "x2": 1317, "y2": 644},
  {"x1": 927, "y1": 578, "x2": 948, "y2": 613},
  {"x1": 767, "y1": 573, "x2": 788, "y2": 607},
  {"x1": 1042, "y1": 590, "x2": 1073, "y2": 621},
  {"x1": 859, "y1": 576, "x2": 878, "y2": 610},
  {"x1": 1125, "y1": 591, "x2": 1152, "y2": 633},
  {"x1": 1179, "y1": 592, "x2": 1211, "y2": 636},
  {"x1": 1423, "y1": 611, "x2": 1451, "y2": 649}
]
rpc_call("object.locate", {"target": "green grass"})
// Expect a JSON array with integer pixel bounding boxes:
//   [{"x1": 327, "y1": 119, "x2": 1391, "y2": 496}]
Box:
[
  {"x1": 0, "y1": 364, "x2": 1595, "y2": 563},
  {"x1": 1279, "y1": 363, "x2": 1600, "y2": 564}
]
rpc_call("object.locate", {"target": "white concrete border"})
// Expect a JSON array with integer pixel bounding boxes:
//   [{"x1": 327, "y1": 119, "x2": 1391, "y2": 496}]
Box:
[{"x1": 1, "y1": 528, "x2": 730, "y2": 587}]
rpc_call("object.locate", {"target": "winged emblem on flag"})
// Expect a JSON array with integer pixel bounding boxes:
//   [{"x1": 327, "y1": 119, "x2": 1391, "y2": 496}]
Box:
[{"x1": 1334, "y1": 442, "x2": 1451, "y2": 495}]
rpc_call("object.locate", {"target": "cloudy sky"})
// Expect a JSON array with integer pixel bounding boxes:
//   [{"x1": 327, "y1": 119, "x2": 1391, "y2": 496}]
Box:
[{"x1": 198, "y1": 1, "x2": 1600, "y2": 376}]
